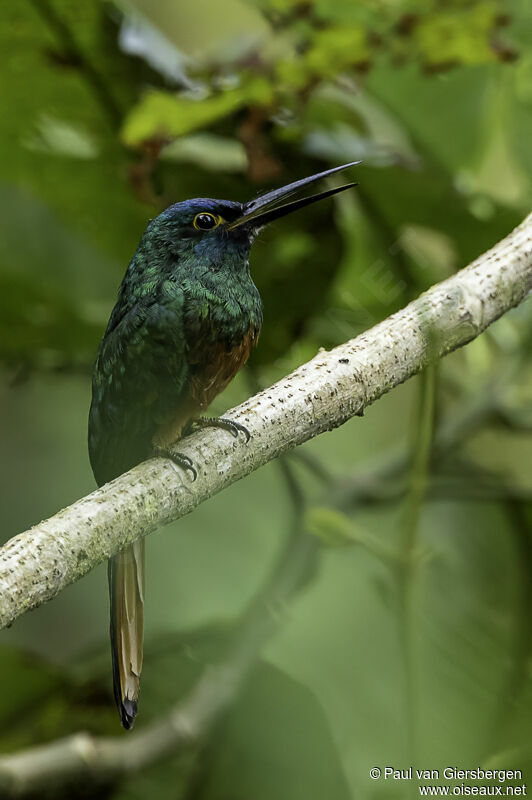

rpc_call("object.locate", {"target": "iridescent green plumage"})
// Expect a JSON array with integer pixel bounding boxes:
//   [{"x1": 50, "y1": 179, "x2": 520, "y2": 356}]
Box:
[
  {"x1": 89, "y1": 199, "x2": 262, "y2": 487},
  {"x1": 89, "y1": 200, "x2": 261, "y2": 730},
  {"x1": 88, "y1": 163, "x2": 358, "y2": 729}
]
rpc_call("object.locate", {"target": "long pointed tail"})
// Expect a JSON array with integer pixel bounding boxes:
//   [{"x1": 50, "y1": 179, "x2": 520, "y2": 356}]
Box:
[{"x1": 108, "y1": 540, "x2": 145, "y2": 730}]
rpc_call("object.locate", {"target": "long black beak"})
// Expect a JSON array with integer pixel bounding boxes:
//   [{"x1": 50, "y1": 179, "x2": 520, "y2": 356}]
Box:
[{"x1": 227, "y1": 161, "x2": 360, "y2": 230}]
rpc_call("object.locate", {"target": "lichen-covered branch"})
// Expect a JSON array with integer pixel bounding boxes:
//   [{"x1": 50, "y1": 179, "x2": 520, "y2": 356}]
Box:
[{"x1": 0, "y1": 213, "x2": 531, "y2": 631}]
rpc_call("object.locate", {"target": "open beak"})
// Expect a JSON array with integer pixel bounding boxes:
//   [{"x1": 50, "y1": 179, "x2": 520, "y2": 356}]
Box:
[{"x1": 227, "y1": 161, "x2": 360, "y2": 231}]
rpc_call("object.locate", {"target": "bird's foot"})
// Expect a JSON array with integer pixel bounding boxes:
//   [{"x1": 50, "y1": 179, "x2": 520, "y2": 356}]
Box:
[
  {"x1": 153, "y1": 446, "x2": 197, "y2": 482},
  {"x1": 188, "y1": 416, "x2": 251, "y2": 443}
]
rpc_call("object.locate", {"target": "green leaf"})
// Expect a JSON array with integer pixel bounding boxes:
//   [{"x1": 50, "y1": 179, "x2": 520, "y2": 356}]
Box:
[
  {"x1": 121, "y1": 0, "x2": 271, "y2": 64},
  {"x1": 160, "y1": 133, "x2": 247, "y2": 171},
  {"x1": 305, "y1": 506, "x2": 403, "y2": 564},
  {"x1": 305, "y1": 506, "x2": 354, "y2": 547},
  {"x1": 122, "y1": 79, "x2": 274, "y2": 147},
  {"x1": 0, "y1": 646, "x2": 117, "y2": 754},
  {"x1": 24, "y1": 115, "x2": 99, "y2": 159},
  {"x1": 202, "y1": 661, "x2": 351, "y2": 800},
  {"x1": 277, "y1": 24, "x2": 370, "y2": 88},
  {"x1": 415, "y1": 2, "x2": 510, "y2": 68},
  {"x1": 112, "y1": 629, "x2": 351, "y2": 800}
]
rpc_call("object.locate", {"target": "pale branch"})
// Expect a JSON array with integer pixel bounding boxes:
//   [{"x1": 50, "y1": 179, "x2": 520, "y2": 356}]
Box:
[
  {"x1": 330, "y1": 343, "x2": 531, "y2": 509},
  {"x1": 0, "y1": 214, "x2": 531, "y2": 631}
]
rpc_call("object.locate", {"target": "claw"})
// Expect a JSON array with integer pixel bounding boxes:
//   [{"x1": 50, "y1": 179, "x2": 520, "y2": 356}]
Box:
[
  {"x1": 226, "y1": 419, "x2": 251, "y2": 443},
  {"x1": 190, "y1": 417, "x2": 251, "y2": 443},
  {"x1": 154, "y1": 446, "x2": 197, "y2": 481}
]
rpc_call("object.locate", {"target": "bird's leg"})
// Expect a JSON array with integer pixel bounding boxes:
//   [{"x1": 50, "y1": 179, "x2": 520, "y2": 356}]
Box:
[
  {"x1": 187, "y1": 417, "x2": 251, "y2": 443},
  {"x1": 152, "y1": 445, "x2": 198, "y2": 481}
]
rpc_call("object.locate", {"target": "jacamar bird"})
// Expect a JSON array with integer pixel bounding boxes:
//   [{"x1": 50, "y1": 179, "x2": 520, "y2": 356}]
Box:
[{"x1": 88, "y1": 162, "x2": 358, "y2": 729}]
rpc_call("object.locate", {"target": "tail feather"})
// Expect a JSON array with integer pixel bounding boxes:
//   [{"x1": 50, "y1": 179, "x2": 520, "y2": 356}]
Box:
[{"x1": 108, "y1": 539, "x2": 145, "y2": 730}]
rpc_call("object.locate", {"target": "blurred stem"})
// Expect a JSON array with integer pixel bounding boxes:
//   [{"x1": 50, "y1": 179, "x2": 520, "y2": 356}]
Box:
[
  {"x1": 356, "y1": 183, "x2": 418, "y2": 298},
  {"x1": 484, "y1": 499, "x2": 532, "y2": 758},
  {"x1": 397, "y1": 363, "x2": 436, "y2": 773},
  {"x1": 290, "y1": 449, "x2": 334, "y2": 486},
  {"x1": 183, "y1": 368, "x2": 316, "y2": 800},
  {"x1": 401, "y1": 364, "x2": 436, "y2": 558},
  {"x1": 29, "y1": 0, "x2": 123, "y2": 129},
  {"x1": 245, "y1": 366, "x2": 319, "y2": 602},
  {"x1": 278, "y1": 455, "x2": 305, "y2": 516}
]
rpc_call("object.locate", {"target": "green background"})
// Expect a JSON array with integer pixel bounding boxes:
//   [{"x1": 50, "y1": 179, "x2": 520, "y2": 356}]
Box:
[{"x1": 0, "y1": 0, "x2": 531, "y2": 797}]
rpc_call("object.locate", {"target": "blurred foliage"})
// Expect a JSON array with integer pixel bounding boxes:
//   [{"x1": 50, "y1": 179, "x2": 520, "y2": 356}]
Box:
[
  {"x1": 0, "y1": 0, "x2": 528, "y2": 370},
  {"x1": 0, "y1": 0, "x2": 532, "y2": 798},
  {"x1": 0, "y1": 630, "x2": 350, "y2": 800}
]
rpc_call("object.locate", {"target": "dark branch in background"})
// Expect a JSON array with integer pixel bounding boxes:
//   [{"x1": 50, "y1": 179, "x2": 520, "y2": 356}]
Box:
[
  {"x1": 30, "y1": 0, "x2": 123, "y2": 129},
  {"x1": 0, "y1": 462, "x2": 317, "y2": 798},
  {"x1": 179, "y1": 452, "x2": 311, "y2": 800},
  {"x1": 356, "y1": 183, "x2": 418, "y2": 296},
  {"x1": 487, "y1": 498, "x2": 532, "y2": 758},
  {"x1": 397, "y1": 361, "x2": 436, "y2": 765}
]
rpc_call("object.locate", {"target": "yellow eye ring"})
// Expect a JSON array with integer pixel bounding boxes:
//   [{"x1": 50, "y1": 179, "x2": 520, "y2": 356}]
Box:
[{"x1": 193, "y1": 213, "x2": 223, "y2": 231}]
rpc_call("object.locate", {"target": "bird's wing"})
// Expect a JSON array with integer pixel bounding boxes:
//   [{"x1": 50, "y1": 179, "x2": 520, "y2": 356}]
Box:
[{"x1": 88, "y1": 293, "x2": 189, "y2": 485}]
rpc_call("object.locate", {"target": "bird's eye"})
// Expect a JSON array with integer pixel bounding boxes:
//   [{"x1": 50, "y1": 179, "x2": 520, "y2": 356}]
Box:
[{"x1": 193, "y1": 213, "x2": 221, "y2": 231}]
